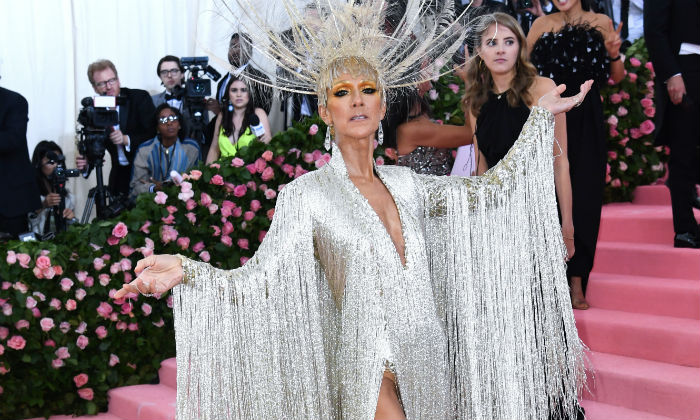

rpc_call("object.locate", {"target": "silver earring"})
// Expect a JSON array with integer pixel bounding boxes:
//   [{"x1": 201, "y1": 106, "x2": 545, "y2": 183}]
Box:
[
  {"x1": 325, "y1": 125, "x2": 332, "y2": 151},
  {"x1": 377, "y1": 122, "x2": 384, "y2": 145}
]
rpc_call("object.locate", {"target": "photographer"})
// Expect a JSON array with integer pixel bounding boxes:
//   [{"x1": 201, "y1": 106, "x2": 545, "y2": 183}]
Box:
[
  {"x1": 30, "y1": 141, "x2": 77, "y2": 236},
  {"x1": 0, "y1": 85, "x2": 41, "y2": 239},
  {"x1": 76, "y1": 59, "x2": 156, "y2": 196},
  {"x1": 130, "y1": 104, "x2": 200, "y2": 200}
]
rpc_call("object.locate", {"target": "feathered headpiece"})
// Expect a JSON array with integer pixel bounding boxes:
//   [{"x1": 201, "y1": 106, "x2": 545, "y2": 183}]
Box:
[{"x1": 211, "y1": 0, "x2": 474, "y2": 105}]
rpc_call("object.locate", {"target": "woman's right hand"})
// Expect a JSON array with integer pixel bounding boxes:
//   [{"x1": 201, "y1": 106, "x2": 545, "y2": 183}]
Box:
[
  {"x1": 537, "y1": 80, "x2": 593, "y2": 115},
  {"x1": 113, "y1": 254, "x2": 184, "y2": 299},
  {"x1": 44, "y1": 193, "x2": 61, "y2": 207}
]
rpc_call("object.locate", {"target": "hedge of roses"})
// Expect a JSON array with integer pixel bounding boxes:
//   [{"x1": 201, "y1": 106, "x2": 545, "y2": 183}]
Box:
[
  {"x1": 426, "y1": 38, "x2": 668, "y2": 202},
  {"x1": 599, "y1": 38, "x2": 668, "y2": 202},
  {"x1": 0, "y1": 116, "x2": 395, "y2": 419}
]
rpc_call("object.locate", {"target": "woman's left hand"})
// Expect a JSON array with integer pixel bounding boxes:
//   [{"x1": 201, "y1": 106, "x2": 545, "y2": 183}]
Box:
[
  {"x1": 537, "y1": 80, "x2": 593, "y2": 115},
  {"x1": 562, "y1": 226, "x2": 575, "y2": 262},
  {"x1": 63, "y1": 208, "x2": 75, "y2": 219},
  {"x1": 604, "y1": 20, "x2": 623, "y2": 59}
]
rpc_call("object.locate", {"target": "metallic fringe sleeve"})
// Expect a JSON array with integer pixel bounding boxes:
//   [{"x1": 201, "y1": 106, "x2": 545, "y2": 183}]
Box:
[
  {"x1": 172, "y1": 184, "x2": 332, "y2": 420},
  {"x1": 420, "y1": 107, "x2": 586, "y2": 420}
]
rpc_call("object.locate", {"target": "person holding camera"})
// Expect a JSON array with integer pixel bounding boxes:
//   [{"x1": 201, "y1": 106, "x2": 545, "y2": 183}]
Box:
[
  {"x1": 130, "y1": 104, "x2": 201, "y2": 199},
  {"x1": 76, "y1": 59, "x2": 156, "y2": 197},
  {"x1": 30, "y1": 141, "x2": 77, "y2": 236},
  {"x1": 0, "y1": 84, "x2": 41, "y2": 240},
  {"x1": 206, "y1": 76, "x2": 271, "y2": 163}
]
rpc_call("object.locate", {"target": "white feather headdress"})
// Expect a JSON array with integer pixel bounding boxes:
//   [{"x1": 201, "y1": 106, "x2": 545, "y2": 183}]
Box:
[{"x1": 211, "y1": 0, "x2": 474, "y2": 104}]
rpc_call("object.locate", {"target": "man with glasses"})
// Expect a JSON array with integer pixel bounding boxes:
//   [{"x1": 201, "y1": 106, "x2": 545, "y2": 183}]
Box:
[
  {"x1": 76, "y1": 59, "x2": 155, "y2": 197},
  {"x1": 152, "y1": 55, "x2": 209, "y2": 146}
]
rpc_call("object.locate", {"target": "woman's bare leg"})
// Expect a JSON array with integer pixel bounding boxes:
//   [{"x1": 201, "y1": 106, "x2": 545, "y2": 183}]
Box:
[
  {"x1": 569, "y1": 275, "x2": 590, "y2": 310},
  {"x1": 374, "y1": 371, "x2": 406, "y2": 420}
]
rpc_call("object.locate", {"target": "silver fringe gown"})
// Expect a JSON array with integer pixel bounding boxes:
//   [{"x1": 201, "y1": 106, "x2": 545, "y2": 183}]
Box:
[{"x1": 173, "y1": 107, "x2": 585, "y2": 420}]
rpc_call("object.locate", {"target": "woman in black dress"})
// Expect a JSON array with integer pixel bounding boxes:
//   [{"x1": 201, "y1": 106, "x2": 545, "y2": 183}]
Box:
[
  {"x1": 463, "y1": 12, "x2": 578, "y2": 263},
  {"x1": 527, "y1": 0, "x2": 623, "y2": 309}
]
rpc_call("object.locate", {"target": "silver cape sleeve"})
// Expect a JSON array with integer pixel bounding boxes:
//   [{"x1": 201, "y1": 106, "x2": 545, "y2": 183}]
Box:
[
  {"x1": 417, "y1": 107, "x2": 586, "y2": 420},
  {"x1": 172, "y1": 181, "x2": 332, "y2": 420}
]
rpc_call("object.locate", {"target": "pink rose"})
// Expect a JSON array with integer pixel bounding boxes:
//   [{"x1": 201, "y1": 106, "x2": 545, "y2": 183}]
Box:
[
  {"x1": 617, "y1": 106, "x2": 628, "y2": 117},
  {"x1": 189, "y1": 242, "x2": 204, "y2": 254},
  {"x1": 112, "y1": 222, "x2": 128, "y2": 238},
  {"x1": 14, "y1": 282, "x2": 28, "y2": 293},
  {"x1": 231, "y1": 157, "x2": 245, "y2": 167},
  {"x1": 264, "y1": 189, "x2": 277, "y2": 200},
  {"x1": 75, "y1": 288, "x2": 86, "y2": 300},
  {"x1": 261, "y1": 150, "x2": 274, "y2": 162},
  {"x1": 640, "y1": 98, "x2": 653, "y2": 108},
  {"x1": 222, "y1": 221, "x2": 234, "y2": 235},
  {"x1": 161, "y1": 214, "x2": 175, "y2": 224},
  {"x1": 185, "y1": 212, "x2": 197, "y2": 224},
  {"x1": 36, "y1": 255, "x2": 51, "y2": 270},
  {"x1": 6, "y1": 250, "x2": 16, "y2": 264},
  {"x1": 253, "y1": 158, "x2": 266, "y2": 173},
  {"x1": 233, "y1": 185, "x2": 248, "y2": 197},
  {"x1": 246, "y1": 163, "x2": 257, "y2": 174},
  {"x1": 44, "y1": 339, "x2": 55, "y2": 347},
  {"x1": 237, "y1": 238, "x2": 250, "y2": 250},
  {"x1": 50, "y1": 298, "x2": 62, "y2": 310},
  {"x1": 314, "y1": 159, "x2": 327, "y2": 169},
  {"x1": 116, "y1": 321, "x2": 127, "y2": 331},
  {"x1": 240, "y1": 257, "x2": 250, "y2": 265},
  {"x1": 189, "y1": 169, "x2": 202, "y2": 180},
  {"x1": 619, "y1": 137, "x2": 629, "y2": 146},
  {"x1": 208, "y1": 203, "x2": 219, "y2": 214},
  {"x1": 31, "y1": 307, "x2": 41, "y2": 318},
  {"x1": 73, "y1": 373, "x2": 89, "y2": 388},
  {"x1": 99, "y1": 273, "x2": 110, "y2": 286},
  {"x1": 75, "y1": 321, "x2": 87, "y2": 334},
  {"x1": 199, "y1": 251, "x2": 211, "y2": 262},
  {"x1": 209, "y1": 162, "x2": 220, "y2": 169},
  {"x1": 282, "y1": 164, "x2": 294, "y2": 177},
  {"x1": 250, "y1": 200, "x2": 262, "y2": 212},
  {"x1": 629, "y1": 57, "x2": 641, "y2": 67},
  {"x1": 630, "y1": 128, "x2": 643, "y2": 139},
  {"x1": 95, "y1": 325, "x2": 108, "y2": 339},
  {"x1": 154, "y1": 191, "x2": 168, "y2": 205},
  {"x1": 294, "y1": 165, "x2": 308, "y2": 178},
  {"x1": 621, "y1": 91, "x2": 630, "y2": 100},
  {"x1": 128, "y1": 323, "x2": 138, "y2": 331},
  {"x1": 608, "y1": 151, "x2": 618, "y2": 160},
  {"x1": 428, "y1": 89, "x2": 438, "y2": 100},
  {"x1": 93, "y1": 258, "x2": 105, "y2": 271},
  {"x1": 109, "y1": 354, "x2": 120, "y2": 366},
  {"x1": 609, "y1": 127, "x2": 620, "y2": 137},
  {"x1": 177, "y1": 237, "x2": 190, "y2": 250},
  {"x1": 611, "y1": 178, "x2": 622, "y2": 187},
  {"x1": 56, "y1": 346, "x2": 70, "y2": 359},
  {"x1": 376, "y1": 157, "x2": 385, "y2": 166},
  {"x1": 0, "y1": 326, "x2": 8, "y2": 340},
  {"x1": 118, "y1": 258, "x2": 131, "y2": 272},
  {"x1": 644, "y1": 107, "x2": 656, "y2": 118},
  {"x1": 261, "y1": 166, "x2": 275, "y2": 181},
  {"x1": 267, "y1": 208, "x2": 275, "y2": 220},
  {"x1": 8, "y1": 335, "x2": 26, "y2": 350},
  {"x1": 120, "y1": 302, "x2": 133, "y2": 315},
  {"x1": 178, "y1": 187, "x2": 195, "y2": 202},
  {"x1": 64, "y1": 299, "x2": 76, "y2": 311},
  {"x1": 211, "y1": 225, "x2": 221, "y2": 237},
  {"x1": 244, "y1": 211, "x2": 255, "y2": 221},
  {"x1": 78, "y1": 388, "x2": 94, "y2": 401},
  {"x1": 2, "y1": 304, "x2": 12, "y2": 316},
  {"x1": 619, "y1": 161, "x2": 628, "y2": 171},
  {"x1": 139, "y1": 220, "x2": 152, "y2": 234},
  {"x1": 33, "y1": 267, "x2": 44, "y2": 279},
  {"x1": 25, "y1": 296, "x2": 37, "y2": 309},
  {"x1": 17, "y1": 253, "x2": 31, "y2": 268},
  {"x1": 16, "y1": 319, "x2": 30, "y2": 329},
  {"x1": 96, "y1": 302, "x2": 113, "y2": 318},
  {"x1": 221, "y1": 235, "x2": 233, "y2": 247},
  {"x1": 640, "y1": 119, "x2": 655, "y2": 135},
  {"x1": 40, "y1": 317, "x2": 55, "y2": 332},
  {"x1": 628, "y1": 72, "x2": 638, "y2": 82},
  {"x1": 52, "y1": 359, "x2": 64, "y2": 369},
  {"x1": 448, "y1": 83, "x2": 460, "y2": 94},
  {"x1": 110, "y1": 263, "x2": 120, "y2": 274},
  {"x1": 258, "y1": 230, "x2": 267, "y2": 242},
  {"x1": 609, "y1": 93, "x2": 622, "y2": 104},
  {"x1": 625, "y1": 148, "x2": 634, "y2": 157},
  {"x1": 137, "y1": 303, "x2": 151, "y2": 317},
  {"x1": 607, "y1": 115, "x2": 618, "y2": 126},
  {"x1": 200, "y1": 192, "x2": 212, "y2": 207},
  {"x1": 161, "y1": 225, "x2": 179, "y2": 244},
  {"x1": 210, "y1": 174, "x2": 224, "y2": 185},
  {"x1": 645, "y1": 61, "x2": 654, "y2": 72},
  {"x1": 232, "y1": 207, "x2": 243, "y2": 218}
]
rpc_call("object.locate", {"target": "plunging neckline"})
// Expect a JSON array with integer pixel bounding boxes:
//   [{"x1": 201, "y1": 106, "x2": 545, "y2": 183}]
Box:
[{"x1": 328, "y1": 145, "x2": 408, "y2": 269}]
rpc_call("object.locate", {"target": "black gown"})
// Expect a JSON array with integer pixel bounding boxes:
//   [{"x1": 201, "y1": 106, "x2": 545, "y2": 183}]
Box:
[
  {"x1": 475, "y1": 91, "x2": 531, "y2": 169},
  {"x1": 531, "y1": 24, "x2": 610, "y2": 290}
]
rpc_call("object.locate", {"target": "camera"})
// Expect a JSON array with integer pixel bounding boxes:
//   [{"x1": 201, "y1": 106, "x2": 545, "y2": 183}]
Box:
[
  {"x1": 180, "y1": 56, "x2": 221, "y2": 145},
  {"x1": 44, "y1": 151, "x2": 80, "y2": 234}
]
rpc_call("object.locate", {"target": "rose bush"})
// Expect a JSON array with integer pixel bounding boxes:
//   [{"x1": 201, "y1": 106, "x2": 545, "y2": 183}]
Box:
[{"x1": 0, "y1": 116, "x2": 395, "y2": 419}]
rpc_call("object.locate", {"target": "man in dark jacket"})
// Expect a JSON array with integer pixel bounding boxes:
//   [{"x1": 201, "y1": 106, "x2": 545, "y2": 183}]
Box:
[
  {"x1": 76, "y1": 59, "x2": 156, "y2": 196},
  {"x1": 645, "y1": 0, "x2": 700, "y2": 248},
  {"x1": 0, "y1": 85, "x2": 41, "y2": 238}
]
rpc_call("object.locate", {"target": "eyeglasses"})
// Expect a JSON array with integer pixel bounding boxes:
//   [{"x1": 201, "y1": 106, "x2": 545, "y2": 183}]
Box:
[
  {"x1": 94, "y1": 77, "x2": 118, "y2": 89},
  {"x1": 158, "y1": 115, "x2": 179, "y2": 124},
  {"x1": 159, "y1": 68, "x2": 181, "y2": 77}
]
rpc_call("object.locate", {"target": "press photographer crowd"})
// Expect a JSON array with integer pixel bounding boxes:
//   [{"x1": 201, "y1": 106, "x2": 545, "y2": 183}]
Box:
[{"x1": 0, "y1": 32, "x2": 281, "y2": 242}]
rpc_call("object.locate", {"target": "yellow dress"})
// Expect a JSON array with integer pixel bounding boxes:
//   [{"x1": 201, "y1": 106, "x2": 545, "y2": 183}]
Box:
[
  {"x1": 174, "y1": 107, "x2": 585, "y2": 420},
  {"x1": 218, "y1": 126, "x2": 256, "y2": 158}
]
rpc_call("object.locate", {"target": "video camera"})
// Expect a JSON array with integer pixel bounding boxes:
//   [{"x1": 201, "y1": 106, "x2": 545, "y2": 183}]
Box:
[
  {"x1": 180, "y1": 56, "x2": 221, "y2": 146},
  {"x1": 76, "y1": 96, "x2": 121, "y2": 162},
  {"x1": 44, "y1": 151, "x2": 80, "y2": 234}
]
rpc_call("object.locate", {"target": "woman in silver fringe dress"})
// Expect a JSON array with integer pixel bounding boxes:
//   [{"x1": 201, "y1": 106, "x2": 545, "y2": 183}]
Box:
[{"x1": 115, "y1": 2, "x2": 592, "y2": 419}]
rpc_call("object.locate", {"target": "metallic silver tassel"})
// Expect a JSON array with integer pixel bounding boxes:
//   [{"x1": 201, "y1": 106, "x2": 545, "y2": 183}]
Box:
[
  {"x1": 325, "y1": 125, "x2": 332, "y2": 151},
  {"x1": 378, "y1": 122, "x2": 384, "y2": 145}
]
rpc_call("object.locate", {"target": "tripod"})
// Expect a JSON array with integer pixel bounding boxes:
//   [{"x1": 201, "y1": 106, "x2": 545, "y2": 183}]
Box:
[{"x1": 80, "y1": 157, "x2": 117, "y2": 223}]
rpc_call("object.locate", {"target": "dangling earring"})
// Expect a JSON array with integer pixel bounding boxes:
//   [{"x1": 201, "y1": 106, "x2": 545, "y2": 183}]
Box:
[
  {"x1": 325, "y1": 125, "x2": 333, "y2": 151},
  {"x1": 227, "y1": 103, "x2": 234, "y2": 112},
  {"x1": 377, "y1": 122, "x2": 384, "y2": 145}
]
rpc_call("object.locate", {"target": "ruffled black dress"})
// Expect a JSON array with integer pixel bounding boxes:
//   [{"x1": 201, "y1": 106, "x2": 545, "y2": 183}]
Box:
[{"x1": 531, "y1": 24, "x2": 610, "y2": 288}]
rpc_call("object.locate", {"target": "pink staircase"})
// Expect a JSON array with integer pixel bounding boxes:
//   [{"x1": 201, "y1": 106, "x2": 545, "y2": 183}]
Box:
[
  {"x1": 579, "y1": 185, "x2": 700, "y2": 420},
  {"x1": 32, "y1": 185, "x2": 700, "y2": 420}
]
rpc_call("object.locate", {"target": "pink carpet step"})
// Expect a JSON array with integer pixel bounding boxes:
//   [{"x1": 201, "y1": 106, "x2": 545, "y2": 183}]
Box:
[
  {"x1": 633, "y1": 185, "x2": 671, "y2": 206},
  {"x1": 583, "y1": 351, "x2": 700, "y2": 419},
  {"x1": 598, "y1": 204, "x2": 700, "y2": 244},
  {"x1": 107, "y1": 384, "x2": 175, "y2": 420},
  {"x1": 580, "y1": 399, "x2": 678, "y2": 420},
  {"x1": 586, "y1": 273, "x2": 700, "y2": 319},
  {"x1": 27, "y1": 413, "x2": 125, "y2": 420},
  {"x1": 158, "y1": 357, "x2": 177, "y2": 389},
  {"x1": 575, "y1": 308, "x2": 700, "y2": 367},
  {"x1": 593, "y1": 241, "x2": 700, "y2": 280}
]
